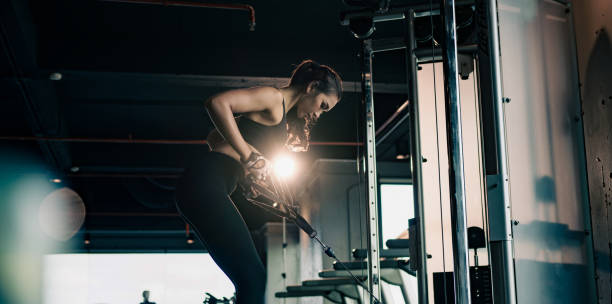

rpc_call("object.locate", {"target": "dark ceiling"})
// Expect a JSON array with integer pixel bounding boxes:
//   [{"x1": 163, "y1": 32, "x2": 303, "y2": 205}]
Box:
[{"x1": 0, "y1": 0, "x2": 475, "y2": 251}]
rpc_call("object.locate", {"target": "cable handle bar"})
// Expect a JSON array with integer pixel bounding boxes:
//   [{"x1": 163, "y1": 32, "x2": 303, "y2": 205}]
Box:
[{"x1": 238, "y1": 174, "x2": 383, "y2": 304}]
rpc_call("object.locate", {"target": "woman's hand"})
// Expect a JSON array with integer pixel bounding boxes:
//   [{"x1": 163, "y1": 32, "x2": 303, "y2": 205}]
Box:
[
  {"x1": 242, "y1": 150, "x2": 271, "y2": 182},
  {"x1": 205, "y1": 87, "x2": 283, "y2": 163}
]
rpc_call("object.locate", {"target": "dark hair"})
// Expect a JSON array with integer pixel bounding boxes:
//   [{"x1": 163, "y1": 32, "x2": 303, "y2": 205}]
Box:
[
  {"x1": 288, "y1": 60, "x2": 343, "y2": 100},
  {"x1": 285, "y1": 60, "x2": 343, "y2": 152}
]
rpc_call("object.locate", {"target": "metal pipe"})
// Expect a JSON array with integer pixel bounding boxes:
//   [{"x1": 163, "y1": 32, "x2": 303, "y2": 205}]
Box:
[
  {"x1": 415, "y1": 44, "x2": 478, "y2": 62},
  {"x1": 0, "y1": 135, "x2": 209, "y2": 145},
  {"x1": 406, "y1": 10, "x2": 429, "y2": 304},
  {"x1": 374, "y1": 13, "x2": 406, "y2": 23},
  {"x1": 28, "y1": 70, "x2": 407, "y2": 94},
  {"x1": 375, "y1": 99, "x2": 410, "y2": 144},
  {"x1": 83, "y1": 229, "x2": 186, "y2": 234},
  {"x1": 0, "y1": 136, "x2": 362, "y2": 147},
  {"x1": 310, "y1": 141, "x2": 362, "y2": 147},
  {"x1": 372, "y1": 37, "x2": 407, "y2": 53},
  {"x1": 100, "y1": 0, "x2": 256, "y2": 31},
  {"x1": 339, "y1": 0, "x2": 475, "y2": 25},
  {"x1": 440, "y1": 0, "x2": 471, "y2": 302},
  {"x1": 486, "y1": 0, "x2": 517, "y2": 302},
  {"x1": 361, "y1": 39, "x2": 383, "y2": 303},
  {"x1": 415, "y1": 9, "x2": 440, "y2": 18},
  {"x1": 67, "y1": 173, "x2": 180, "y2": 178},
  {"x1": 87, "y1": 212, "x2": 180, "y2": 217}
]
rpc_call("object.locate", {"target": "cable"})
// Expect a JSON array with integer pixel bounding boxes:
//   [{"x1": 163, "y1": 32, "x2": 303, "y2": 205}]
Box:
[
  {"x1": 241, "y1": 173, "x2": 383, "y2": 304},
  {"x1": 289, "y1": 207, "x2": 382, "y2": 304},
  {"x1": 429, "y1": 0, "x2": 449, "y2": 303},
  {"x1": 473, "y1": 68, "x2": 488, "y2": 237}
]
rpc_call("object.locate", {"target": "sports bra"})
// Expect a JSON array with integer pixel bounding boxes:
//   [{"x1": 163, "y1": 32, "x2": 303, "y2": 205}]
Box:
[{"x1": 237, "y1": 98, "x2": 287, "y2": 157}]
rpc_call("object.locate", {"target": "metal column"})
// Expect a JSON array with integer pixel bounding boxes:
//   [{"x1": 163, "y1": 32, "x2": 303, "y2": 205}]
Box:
[
  {"x1": 440, "y1": 0, "x2": 472, "y2": 303},
  {"x1": 406, "y1": 9, "x2": 429, "y2": 304},
  {"x1": 485, "y1": 0, "x2": 517, "y2": 303},
  {"x1": 361, "y1": 39, "x2": 382, "y2": 303}
]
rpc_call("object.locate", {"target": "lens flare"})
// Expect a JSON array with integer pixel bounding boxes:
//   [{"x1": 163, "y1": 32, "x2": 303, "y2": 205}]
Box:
[
  {"x1": 38, "y1": 187, "x2": 86, "y2": 241},
  {"x1": 273, "y1": 155, "x2": 296, "y2": 179}
]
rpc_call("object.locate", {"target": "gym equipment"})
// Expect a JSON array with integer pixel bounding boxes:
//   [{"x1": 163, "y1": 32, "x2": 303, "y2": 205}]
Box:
[
  {"x1": 433, "y1": 227, "x2": 493, "y2": 304},
  {"x1": 203, "y1": 293, "x2": 234, "y2": 304},
  {"x1": 238, "y1": 171, "x2": 384, "y2": 304}
]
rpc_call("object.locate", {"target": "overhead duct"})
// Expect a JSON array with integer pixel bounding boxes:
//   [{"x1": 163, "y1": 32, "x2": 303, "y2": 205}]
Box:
[{"x1": 99, "y1": 0, "x2": 256, "y2": 31}]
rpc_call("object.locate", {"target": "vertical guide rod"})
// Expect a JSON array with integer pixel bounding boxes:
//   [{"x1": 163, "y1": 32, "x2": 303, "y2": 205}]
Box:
[
  {"x1": 486, "y1": 0, "x2": 517, "y2": 302},
  {"x1": 440, "y1": 0, "x2": 472, "y2": 303},
  {"x1": 406, "y1": 9, "x2": 430, "y2": 304},
  {"x1": 281, "y1": 217, "x2": 288, "y2": 304},
  {"x1": 361, "y1": 39, "x2": 382, "y2": 303}
]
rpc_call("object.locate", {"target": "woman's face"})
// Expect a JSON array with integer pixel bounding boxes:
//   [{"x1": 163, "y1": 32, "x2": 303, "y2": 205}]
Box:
[{"x1": 296, "y1": 91, "x2": 339, "y2": 122}]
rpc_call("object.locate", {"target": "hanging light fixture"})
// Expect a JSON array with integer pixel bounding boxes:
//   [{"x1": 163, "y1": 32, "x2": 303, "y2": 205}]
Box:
[{"x1": 186, "y1": 223, "x2": 194, "y2": 244}]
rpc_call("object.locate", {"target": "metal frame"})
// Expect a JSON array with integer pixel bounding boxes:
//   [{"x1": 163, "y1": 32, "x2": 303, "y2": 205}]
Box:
[
  {"x1": 484, "y1": 0, "x2": 517, "y2": 303},
  {"x1": 361, "y1": 39, "x2": 383, "y2": 303},
  {"x1": 355, "y1": 9, "x2": 478, "y2": 304},
  {"x1": 406, "y1": 9, "x2": 430, "y2": 304},
  {"x1": 346, "y1": 2, "x2": 522, "y2": 303},
  {"x1": 362, "y1": 22, "x2": 436, "y2": 301},
  {"x1": 440, "y1": 0, "x2": 472, "y2": 303},
  {"x1": 340, "y1": 0, "x2": 476, "y2": 25}
]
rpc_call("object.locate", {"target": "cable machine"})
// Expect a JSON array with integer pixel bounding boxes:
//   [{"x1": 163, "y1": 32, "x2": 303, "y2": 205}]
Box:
[
  {"x1": 253, "y1": 1, "x2": 517, "y2": 303},
  {"x1": 341, "y1": 0, "x2": 517, "y2": 303}
]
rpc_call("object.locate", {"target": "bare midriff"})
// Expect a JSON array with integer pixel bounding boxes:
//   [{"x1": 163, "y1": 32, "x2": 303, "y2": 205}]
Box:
[
  {"x1": 207, "y1": 129, "x2": 259, "y2": 166},
  {"x1": 207, "y1": 129, "x2": 241, "y2": 161},
  {"x1": 213, "y1": 142, "x2": 243, "y2": 161}
]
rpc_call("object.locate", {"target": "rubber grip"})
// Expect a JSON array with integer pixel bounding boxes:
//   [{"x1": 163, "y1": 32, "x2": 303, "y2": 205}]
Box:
[{"x1": 293, "y1": 213, "x2": 316, "y2": 237}]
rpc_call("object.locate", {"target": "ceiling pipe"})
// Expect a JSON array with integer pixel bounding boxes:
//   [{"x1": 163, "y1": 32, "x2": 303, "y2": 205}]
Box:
[
  {"x1": 0, "y1": 135, "x2": 207, "y2": 145},
  {"x1": 87, "y1": 212, "x2": 180, "y2": 217},
  {"x1": 0, "y1": 136, "x2": 362, "y2": 147},
  {"x1": 67, "y1": 173, "x2": 181, "y2": 178},
  {"x1": 100, "y1": 0, "x2": 256, "y2": 31}
]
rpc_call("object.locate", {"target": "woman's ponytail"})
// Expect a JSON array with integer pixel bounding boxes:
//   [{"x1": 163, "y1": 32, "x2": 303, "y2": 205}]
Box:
[{"x1": 285, "y1": 60, "x2": 343, "y2": 152}]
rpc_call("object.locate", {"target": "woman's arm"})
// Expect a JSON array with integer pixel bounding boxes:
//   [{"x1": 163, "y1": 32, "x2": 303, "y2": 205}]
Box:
[
  {"x1": 206, "y1": 129, "x2": 223, "y2": 151},
  {"x1": 205, "y1": 86, "x2": 282, "y2": 162}
]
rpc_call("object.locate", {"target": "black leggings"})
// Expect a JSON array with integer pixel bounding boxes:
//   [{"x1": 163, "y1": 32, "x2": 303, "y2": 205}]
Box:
[{"x1": 175, "y1": 152, "x2": 266, "y2": 304}]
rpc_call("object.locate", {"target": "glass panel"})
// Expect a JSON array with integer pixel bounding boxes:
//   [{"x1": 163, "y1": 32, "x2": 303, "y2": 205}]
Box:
[{"x1": 498, "y1": 0, "x2": 597, "y2": 302}]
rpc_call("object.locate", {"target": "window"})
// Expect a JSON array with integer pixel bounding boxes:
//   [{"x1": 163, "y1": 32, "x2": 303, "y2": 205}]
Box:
[
  {"x1": 380, "y1": 183, "x2": 414, "y2": 249},
  {"x1": 43, "y1": 253, "x2": 234, "y2": 304}
]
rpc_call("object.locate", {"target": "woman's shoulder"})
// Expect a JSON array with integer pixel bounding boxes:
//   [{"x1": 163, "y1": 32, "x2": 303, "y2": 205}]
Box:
[
  {"x1": 242, "y1": 86, "x2": 284, "y2": 125},
  {"x1": 248, "y1": 86, "x2": 283, "y2": 105}
]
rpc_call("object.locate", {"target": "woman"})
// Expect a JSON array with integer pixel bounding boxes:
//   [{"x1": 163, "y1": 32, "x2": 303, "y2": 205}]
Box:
[{"x1": 175, "y1": 60, "x2": 342, "y2": 304}]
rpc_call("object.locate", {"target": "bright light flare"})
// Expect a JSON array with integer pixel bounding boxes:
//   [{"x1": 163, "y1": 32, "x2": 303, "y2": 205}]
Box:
[
  {"x1": 38, "y1": 187, "x2": 86, "y2": 241},
  {"x1": 273, "y1": 155, "x2": 296, "y2": 179}
]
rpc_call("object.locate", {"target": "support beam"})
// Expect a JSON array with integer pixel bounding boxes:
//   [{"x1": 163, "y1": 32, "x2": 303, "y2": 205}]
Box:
[
  {"x1": 360, "y1": 39, "x2": 382, "y2": 303},
  {"x1": 440, "y1": 0, "x2": 471, "y2": 303},
  {"x1": 0, "y1": 136, "x2": 361, "y2": 147},
  {"x1": 33, "y1": 70, "x2": 407, "y2": 94},
  {"x1": 406, "y1": 9, "x2": 429, "y2": 304},
  {"x1": 485, "y1": 0, "x2": 517, "y2": 303}
]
